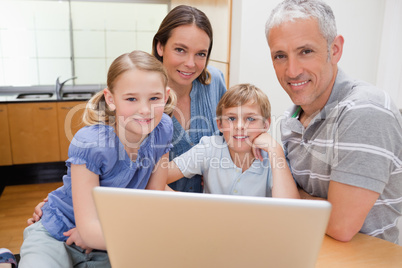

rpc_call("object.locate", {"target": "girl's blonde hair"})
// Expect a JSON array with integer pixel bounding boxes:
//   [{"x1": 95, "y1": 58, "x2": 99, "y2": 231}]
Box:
[
  {"x1": 216, "y1": 83, "x2": 271, "y2": 121},
  {"x1": 83, "y1": 50, "x2": 176, "y2": 126}
]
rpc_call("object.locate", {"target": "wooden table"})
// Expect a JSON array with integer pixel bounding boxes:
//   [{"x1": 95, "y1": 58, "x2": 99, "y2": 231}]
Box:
[{"x1": 316, "y1": 233, "x2": 402, "y2": 267}]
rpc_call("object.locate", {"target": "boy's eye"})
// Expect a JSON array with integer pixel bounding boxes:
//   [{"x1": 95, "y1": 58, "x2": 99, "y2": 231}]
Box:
[
  {"x1": 227, "y1": 117, "x2": 236, "y2": 122},
  {"x1": 246, "y1": 117, "x2": 256, "y2": 122}
]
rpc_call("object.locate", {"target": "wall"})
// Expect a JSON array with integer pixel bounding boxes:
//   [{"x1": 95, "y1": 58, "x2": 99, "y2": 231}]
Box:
[{"x1": 230, "y1": 0, "x2": 392, "y2": 140}]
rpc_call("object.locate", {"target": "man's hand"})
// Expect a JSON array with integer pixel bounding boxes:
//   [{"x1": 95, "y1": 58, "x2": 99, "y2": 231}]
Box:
[{"x1": 64, "y1": 228, "x2": 93, "y2": 254}]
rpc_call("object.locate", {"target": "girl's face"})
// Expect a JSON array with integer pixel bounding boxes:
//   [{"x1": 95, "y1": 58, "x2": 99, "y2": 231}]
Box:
[
  {"x1": 156, "y1": 24, "x2": 210, "y2": 91},
  {"x1": 105, "y1": 69, "x2": 168, "y2": 144},
  {"x1": 217, "y1": 102, "x2": 269, "y2": 156}
]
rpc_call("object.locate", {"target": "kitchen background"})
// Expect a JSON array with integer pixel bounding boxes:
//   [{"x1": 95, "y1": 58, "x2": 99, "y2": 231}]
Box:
[{"x1": 0, "y1": 0, "x2": 402, "y2": 252}]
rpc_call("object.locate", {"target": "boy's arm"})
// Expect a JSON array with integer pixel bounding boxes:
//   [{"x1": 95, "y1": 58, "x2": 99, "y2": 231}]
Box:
[
  {"x1": 252, "y1": 132, "x2": 300, "y2": 199},
  {"x1": 167, "y1": 160, "x2": 185, "y2": 184}
]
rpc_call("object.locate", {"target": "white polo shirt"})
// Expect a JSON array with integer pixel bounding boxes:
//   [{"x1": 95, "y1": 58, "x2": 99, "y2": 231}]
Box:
[{"x1": 173, "y1": 135, "x2": 272, "y2": 197}]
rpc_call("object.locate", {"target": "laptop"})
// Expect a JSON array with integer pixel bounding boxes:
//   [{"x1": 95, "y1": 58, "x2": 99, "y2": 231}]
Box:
[{"x1": 93, "y1": 187, "x2": 331, "y2": 268}]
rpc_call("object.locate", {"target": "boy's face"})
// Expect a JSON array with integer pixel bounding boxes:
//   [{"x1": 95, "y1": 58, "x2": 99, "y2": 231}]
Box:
[{"x1": 217, "y1": 102, "x2": 270, "y2": 155}]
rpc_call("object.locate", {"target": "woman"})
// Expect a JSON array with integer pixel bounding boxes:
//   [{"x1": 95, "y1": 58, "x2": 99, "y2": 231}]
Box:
[{"x1": 152, "y1": 5, "x2": 227, "y2": 192}]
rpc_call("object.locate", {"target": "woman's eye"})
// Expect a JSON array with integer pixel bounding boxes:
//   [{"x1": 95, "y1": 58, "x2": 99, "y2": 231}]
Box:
[
  {"x1": 175, "y1": 48, "x2": 185, "y2": 53},
  {"x1": 197, "y1": 52, "x2": 207, "y2": 57}
]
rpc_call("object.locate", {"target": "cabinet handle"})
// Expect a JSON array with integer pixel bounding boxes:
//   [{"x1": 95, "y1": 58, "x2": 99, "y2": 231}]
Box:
[
  {"x1": 61, "y1": 107, "x2": 73, "y2": 110},
  {"x1": 39, "y1": 107, "x2": 53, "y2": 110}
]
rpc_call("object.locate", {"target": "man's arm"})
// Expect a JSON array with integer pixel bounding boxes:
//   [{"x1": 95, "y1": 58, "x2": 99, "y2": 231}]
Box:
[{"x1": 299, "y1": 181, "x2": 379, "y2": 242}]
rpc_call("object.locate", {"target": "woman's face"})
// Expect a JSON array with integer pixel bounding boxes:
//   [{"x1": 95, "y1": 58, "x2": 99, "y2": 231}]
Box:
[{"x1": 157, "y1": 24, "x2": 210, "y2": 91}]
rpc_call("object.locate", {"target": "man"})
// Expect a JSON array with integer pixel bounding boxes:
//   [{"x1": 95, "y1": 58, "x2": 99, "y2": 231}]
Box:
[{"x1": 265, "y1": 0, "x2": 402, "y2": 243}]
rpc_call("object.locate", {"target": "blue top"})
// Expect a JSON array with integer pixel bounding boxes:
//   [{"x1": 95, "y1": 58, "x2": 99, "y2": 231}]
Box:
[
  {"x1": 41, "y1": 113, "x2": 173, "y2": 241},
  {"x1": 173, "y1": 135, "x2": 272, "y2": 197},
  {"x1": 168, "y1": 65, "x2": 227, "y2": 192}
]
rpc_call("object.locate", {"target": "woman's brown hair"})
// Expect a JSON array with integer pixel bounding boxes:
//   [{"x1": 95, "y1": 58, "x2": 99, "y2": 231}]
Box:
[{"x1": 152, "y1": 5, "x2": 213, "y2": 85}]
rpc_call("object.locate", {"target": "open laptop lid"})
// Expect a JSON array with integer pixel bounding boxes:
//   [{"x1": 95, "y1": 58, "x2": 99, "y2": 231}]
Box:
[{"x1": 93, "y1": 187, "x2": 331, "y2": 268}]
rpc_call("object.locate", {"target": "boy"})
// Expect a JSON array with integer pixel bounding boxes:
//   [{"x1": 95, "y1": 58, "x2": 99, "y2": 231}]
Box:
[{"x1": 168, "y1": 84, "x2": 299, "y2": 198}]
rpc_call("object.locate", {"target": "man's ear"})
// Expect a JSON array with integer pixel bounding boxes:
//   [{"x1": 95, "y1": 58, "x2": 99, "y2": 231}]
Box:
[
  {"x1": 330, "y1": 35, "x2": 344, "y2": 64},
  {"x1": 156, "y1": 41, "x2": 164, "y2": 58}
]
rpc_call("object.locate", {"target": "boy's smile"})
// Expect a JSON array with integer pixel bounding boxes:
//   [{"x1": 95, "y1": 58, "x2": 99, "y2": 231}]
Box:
[{"x1": 217, "y1": 102, "x2": 269, "y2": 159}]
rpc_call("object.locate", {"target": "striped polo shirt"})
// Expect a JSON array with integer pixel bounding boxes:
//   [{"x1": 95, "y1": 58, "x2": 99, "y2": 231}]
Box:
[{"x1": 281, "y1": 69, "x2": 402, "y2": 243}]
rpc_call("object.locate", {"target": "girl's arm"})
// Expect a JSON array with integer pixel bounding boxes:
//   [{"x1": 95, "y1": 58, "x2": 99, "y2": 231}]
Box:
[
  {"x1": 71, "y1": 164, "x2": 106, "y2": 250},
  {"x1": 252, "y1": 132, "x2": 300, "y2": 199},
  {"x1": 146, "y1": 152, "x2": 170, "y2": 190}
]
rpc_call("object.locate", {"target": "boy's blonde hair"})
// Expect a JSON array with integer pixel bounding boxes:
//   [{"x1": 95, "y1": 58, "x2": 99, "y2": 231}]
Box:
[
  {"x1": 83, "y1": 50, "x2": 176, "y2": 126},
  {"x1": 216, "y1": 83, "x2": 271, "y2": 121}
]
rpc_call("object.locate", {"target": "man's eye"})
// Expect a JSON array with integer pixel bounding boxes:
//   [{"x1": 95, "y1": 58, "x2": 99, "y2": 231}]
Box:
[
  {"x1": 274, "y1": 54, "x2": 285, "y2": 60},
  {"x1": 302, "y1": 49, "x2": 313, "y2": 55}
]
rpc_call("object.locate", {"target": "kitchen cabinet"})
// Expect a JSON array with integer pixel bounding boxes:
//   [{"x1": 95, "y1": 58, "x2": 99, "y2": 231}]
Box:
[
  {"x1": 8, "y1": 102, "x2": 60, "y2": 164},
  {"x1": 0, "y1": 104, "x2": 12, "y2": 166},
  {"x1": 57, "y1": 101, "x2": 86, "y2": 160}
]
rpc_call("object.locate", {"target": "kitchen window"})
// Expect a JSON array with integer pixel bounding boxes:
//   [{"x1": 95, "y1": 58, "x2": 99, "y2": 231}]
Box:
[{"x1": 0, "y1": 0, "x2": 169, "y2": 87}]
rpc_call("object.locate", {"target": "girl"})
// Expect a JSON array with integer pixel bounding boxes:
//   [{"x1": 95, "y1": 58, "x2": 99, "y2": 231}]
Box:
[
  {"x1": 152, "y1": 5, "x2": 227, "y2": 193},
  {"x1": 19, "y1": 50, "x2": 175, "y2": 268}
]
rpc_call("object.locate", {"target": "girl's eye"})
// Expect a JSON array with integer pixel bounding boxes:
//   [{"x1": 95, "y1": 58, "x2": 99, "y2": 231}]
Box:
[
  {"x1": 127, "y1": 98, "x2": 136, "y2": 102},
  {"x1": 150, "y1": 97, "x2": 160, "y2": 101}
]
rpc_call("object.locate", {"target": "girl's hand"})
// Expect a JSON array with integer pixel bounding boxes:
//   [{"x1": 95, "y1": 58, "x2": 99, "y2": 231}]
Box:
[
  {"x1": 27, "y1": 197, "x2": 48, "y2": 226},
  {"x1": 64, "y1": 228, "x2": 93, "y2": 254}
]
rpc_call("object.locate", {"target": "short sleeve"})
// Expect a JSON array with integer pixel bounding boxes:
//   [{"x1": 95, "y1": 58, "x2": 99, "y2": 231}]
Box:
[
  {"x1": 66, "y1": 125, "x2": 118, "y2": 175},
  {"x1": 173, "y1": 136, "x2": 213, "y2": 178}
]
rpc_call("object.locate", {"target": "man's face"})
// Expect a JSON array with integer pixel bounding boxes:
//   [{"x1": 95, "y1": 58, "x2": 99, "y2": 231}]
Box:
[{"x1": 268, "y1": 18, "x2": 341, "y2": 113}]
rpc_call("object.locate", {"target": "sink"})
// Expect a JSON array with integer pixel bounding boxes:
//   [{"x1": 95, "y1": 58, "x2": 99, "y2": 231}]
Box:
[
  {"x1": 62, "y1": 92, "x2": 94, "y2": 99},
  {"x1": 17, "y1": 93, "x2": 53, "y2": 99}
]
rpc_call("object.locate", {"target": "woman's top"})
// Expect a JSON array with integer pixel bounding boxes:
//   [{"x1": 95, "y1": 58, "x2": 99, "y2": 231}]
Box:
[
  {"x1": 168, "y1": 65, "x2": 227, "y2": 193},
  {"x1": 41, "y1": 113, "x2": 173, "y2": 241}
]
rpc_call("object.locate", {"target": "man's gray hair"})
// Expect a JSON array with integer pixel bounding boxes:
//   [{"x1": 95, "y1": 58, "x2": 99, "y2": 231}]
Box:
[{"x1": 265, "y1": 0, "x2": 337, "y2": 48}]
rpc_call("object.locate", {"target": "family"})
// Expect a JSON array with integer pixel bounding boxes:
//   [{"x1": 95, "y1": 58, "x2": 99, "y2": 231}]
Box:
[{"x1": 13, "y1": 0, "x2": 402, "y2": 267}]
